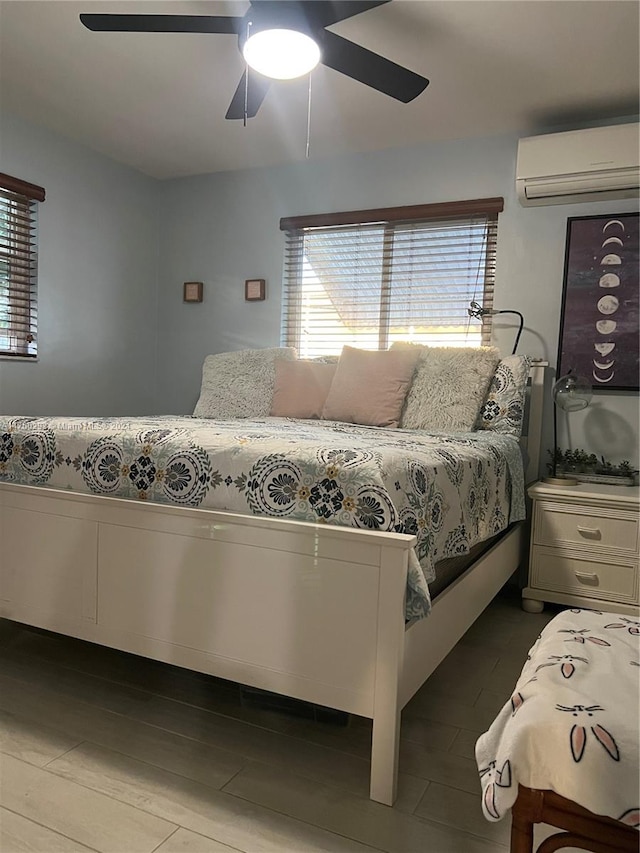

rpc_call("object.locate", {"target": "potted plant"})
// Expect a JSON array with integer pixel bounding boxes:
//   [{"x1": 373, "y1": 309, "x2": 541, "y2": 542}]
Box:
[{"x1": 547, "y1": 449, "x2": 639, "y2": 486}]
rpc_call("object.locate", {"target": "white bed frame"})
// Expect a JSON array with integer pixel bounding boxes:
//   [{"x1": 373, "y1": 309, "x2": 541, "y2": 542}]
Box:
[{"x1": 0, "y1": 361, "x2": 546, "y2": 806}]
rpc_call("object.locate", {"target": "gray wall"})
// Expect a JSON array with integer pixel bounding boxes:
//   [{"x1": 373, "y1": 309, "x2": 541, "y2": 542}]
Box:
[
  {"x1": 0, "y1": 112, "x2": 159, "y2": 416},
  {"x1": 157, "y1": 132, "x2": 639, "y2": 468},
  {"x1": 1, "y1": 111, "x2": 637, "y2": 471}
]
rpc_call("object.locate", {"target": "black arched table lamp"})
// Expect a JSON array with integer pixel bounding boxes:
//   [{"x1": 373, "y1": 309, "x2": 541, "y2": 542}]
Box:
[
  {"x1": 467, "y1": 301, "x2": 525, "y2": 354},
  {"x1": 543, "y1": 371, "x2": 593, "y2": 486}
]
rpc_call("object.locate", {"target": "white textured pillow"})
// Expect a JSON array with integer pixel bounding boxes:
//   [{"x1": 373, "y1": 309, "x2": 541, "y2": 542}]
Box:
[
  {"x1": 193, "y1": 347, "x2": 296, "y2": 419},
  {"x1": 392, "y1": 344, "x2": 501, "y2": 432}
]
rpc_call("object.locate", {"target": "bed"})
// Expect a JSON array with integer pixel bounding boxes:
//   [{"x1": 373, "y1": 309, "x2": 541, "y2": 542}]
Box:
[
  {"x1": 476, "y1": 608, "x2": 639, "y2": 852},
  {"x1": 0, "y1": 360, "x2": 545, "y2": 805}
]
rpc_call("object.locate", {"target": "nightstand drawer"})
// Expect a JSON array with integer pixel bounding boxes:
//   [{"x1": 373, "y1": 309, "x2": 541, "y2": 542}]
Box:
[
  {"x1": 531, "y1": 548, "x2": 638, "y2": 603},
  {"x1": 534, "y1": 504, "x2": 638, "y2": 555}
]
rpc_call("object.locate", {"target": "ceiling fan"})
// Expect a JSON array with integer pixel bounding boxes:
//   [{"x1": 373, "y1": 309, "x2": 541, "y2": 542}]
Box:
[{"x1": 79, "y1": 1, "x2": 429, "y2": 120}]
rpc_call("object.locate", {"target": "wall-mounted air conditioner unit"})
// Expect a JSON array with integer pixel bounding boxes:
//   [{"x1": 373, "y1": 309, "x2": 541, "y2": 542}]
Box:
[{"x1": 516, "y1": 123, "x2": 639, "y2": 206}]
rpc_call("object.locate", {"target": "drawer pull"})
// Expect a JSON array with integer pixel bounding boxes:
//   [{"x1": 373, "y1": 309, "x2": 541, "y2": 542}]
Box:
[
  {"x1": 574, "y1": 571, "x2": 599, "y2": 585},
  {"x1": 576, "y1": 525, "x2": 601, "y2": 540}
]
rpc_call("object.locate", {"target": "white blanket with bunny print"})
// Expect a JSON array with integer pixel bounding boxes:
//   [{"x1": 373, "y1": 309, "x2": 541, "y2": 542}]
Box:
[{"x1": 475, "y1": 608, "x2": 639, "y2": 830}]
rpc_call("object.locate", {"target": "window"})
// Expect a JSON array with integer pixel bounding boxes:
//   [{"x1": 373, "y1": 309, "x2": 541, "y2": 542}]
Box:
[
  {"x1": 0, "y1": 172, "x2": 45, "y2": 358},
  {"x1": 280, "y1": 198, "x2": 503, "y2": 359}
]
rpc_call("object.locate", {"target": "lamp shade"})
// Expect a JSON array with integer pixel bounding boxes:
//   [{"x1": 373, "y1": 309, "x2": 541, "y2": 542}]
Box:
[{"x1": 552, "y1": 372, "x2": 592, "y2": 413}]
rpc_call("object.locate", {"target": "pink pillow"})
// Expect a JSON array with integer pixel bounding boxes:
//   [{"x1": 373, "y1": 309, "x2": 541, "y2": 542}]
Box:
[
  {"x1": 270, "y1": 360, "x2": 337, "y2": 419},
  {"x1": 322, "y1": 346, "x2": 421, "y2": 428}
]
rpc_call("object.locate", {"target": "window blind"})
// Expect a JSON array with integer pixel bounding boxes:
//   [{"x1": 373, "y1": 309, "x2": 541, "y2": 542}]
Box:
[
  {"x1": 0, "y1": 172, "x2": 45, "y2": 358},
  {"x1": 280, "y1": 198, "x2": 502, "y2": 359}
]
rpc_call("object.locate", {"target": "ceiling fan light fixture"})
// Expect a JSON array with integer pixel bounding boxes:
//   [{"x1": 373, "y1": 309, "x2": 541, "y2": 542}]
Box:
[{"x1": 242, "y1": 28, "x2": 320, "y2": 80}]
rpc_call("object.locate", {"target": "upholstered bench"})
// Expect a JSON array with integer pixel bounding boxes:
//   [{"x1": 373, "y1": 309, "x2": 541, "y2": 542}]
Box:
[{"x1": 476, "y1": 608, "x2": 639, "y2": 853}]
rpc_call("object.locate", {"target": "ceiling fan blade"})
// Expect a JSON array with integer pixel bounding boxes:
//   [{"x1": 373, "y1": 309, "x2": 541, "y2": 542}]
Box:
[
  {"x1": 306, "y1": 1, "x2": 391, "y2": 28},
  {"x1": 79, "y1": 14, "x2": 244, "y2": 34},
  {"x1": 225, "y1": 71, "x2": 272, "y2": 120},
  {"x1": 248, "y1": 1, "x2": 390, "y2": 29},
  {"x1": 317, "y1": 30, "x2": 428, "y2": 102}
]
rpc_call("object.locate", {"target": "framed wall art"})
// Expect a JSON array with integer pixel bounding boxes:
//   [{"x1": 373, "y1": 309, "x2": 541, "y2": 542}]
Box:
[
  {"x1": 183, "y1": 281, "x2": 203, "y2": 303},
  {"x1": 557, "y1": 212, "x2": 639, "y2": 392},
  {"x1": 245, "y1": 279, "x2": 266, "y2": 301}
]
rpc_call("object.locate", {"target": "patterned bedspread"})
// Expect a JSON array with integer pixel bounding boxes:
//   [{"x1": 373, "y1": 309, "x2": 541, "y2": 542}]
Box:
[
  {"x1": 476, "y1": 609, "x2": 640, "y2": 829},
  {"x1": 0, "y1": 416, "x2": 525, "y2": 619}
]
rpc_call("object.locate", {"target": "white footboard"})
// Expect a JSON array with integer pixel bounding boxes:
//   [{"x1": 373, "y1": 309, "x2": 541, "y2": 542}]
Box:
[{"x1": 0, "y1": 483, "x2": 415, "y2": 804}]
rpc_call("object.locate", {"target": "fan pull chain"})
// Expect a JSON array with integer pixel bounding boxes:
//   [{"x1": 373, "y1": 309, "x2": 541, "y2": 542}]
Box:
[
  {"x1": 243, "y1": 20, "x2": 252, "y2": 127},
  {"x1": 305, "y1": 73, "x2": 312, "y2": 158},
  {"x1": 244, "y1": 67, "x2": 249, "y2": 127}
]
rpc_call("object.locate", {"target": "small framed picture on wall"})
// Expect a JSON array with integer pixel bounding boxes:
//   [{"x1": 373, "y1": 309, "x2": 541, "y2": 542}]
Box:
[
  {"x1": 245, "y1": 279, "x2": 266, "y2": 301},
  {"x1": 183, "y1": 281, "x2": 203, "y2": 303},
  {"x1": 557, "y1": 212, "x2": 639, "y2": 391}
]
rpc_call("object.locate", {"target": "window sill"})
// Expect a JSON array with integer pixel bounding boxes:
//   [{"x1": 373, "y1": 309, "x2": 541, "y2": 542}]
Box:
[{"x1": 0, "y1": 355, "x2": 39, "y2": 363}]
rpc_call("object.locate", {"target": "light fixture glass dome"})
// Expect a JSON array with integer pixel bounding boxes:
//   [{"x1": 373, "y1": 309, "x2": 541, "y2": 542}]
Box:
[
  {"x1": 552, "y1": 372, "x2": 593, "y2": 412},
  {"x1": 242, "y1": 28, "x2": 320, "y2": 80}
]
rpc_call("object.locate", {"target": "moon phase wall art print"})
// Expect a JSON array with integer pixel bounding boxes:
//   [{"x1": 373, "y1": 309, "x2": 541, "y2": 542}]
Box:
[{"x1": 557, "y1": 212, "x2": 639, "y2": 392}]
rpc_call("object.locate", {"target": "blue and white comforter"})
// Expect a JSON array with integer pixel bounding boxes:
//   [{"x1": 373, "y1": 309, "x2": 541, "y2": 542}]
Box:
[{"x1": 0, "y1": 416, "x2": 525, "y2": 619}]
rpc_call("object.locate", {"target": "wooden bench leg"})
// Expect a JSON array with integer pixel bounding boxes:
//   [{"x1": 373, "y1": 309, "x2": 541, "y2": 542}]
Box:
[
  {"x1": 511, "y1": 809, "x2": 535, "y2": 853},
  {"x1": 510, "y1": 786, "x2": 638, "y2": 853},
  {"x1": 511, "y1": 786, "x2": 543, "y2": 853}
]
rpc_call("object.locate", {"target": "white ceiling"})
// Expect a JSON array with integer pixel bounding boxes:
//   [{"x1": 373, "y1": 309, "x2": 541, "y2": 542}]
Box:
[{"x1": 1, "y1": 0, "x2": 638, "y2": 179}]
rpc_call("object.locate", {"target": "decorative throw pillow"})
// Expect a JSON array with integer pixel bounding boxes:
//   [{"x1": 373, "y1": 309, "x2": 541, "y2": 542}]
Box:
[
  {"x1": 311, "y1": 355, "x2": 339, "y2": 364},
  {"x1": 270, "y1": 360, "x2": 337, "y2": 419},
  {"x1": 477, "y1": 355, "x2": 532, "y2": 437},
  {"x1": 193, "y1": 347, "x2": 296, "y2": 419},
  {"x1": 392, "y1": 343, "x2": 501, "y2": 432},
  {"x1": 321, "y1": 345, "x2": 421, "y2": 428}
]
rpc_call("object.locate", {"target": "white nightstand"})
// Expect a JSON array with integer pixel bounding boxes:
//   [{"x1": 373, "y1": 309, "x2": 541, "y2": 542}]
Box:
[{"x1": 523, "y1": 481, "x2": 640, "y2": 616}]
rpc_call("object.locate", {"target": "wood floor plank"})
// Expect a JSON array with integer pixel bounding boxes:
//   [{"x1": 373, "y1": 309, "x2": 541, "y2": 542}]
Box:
[
  {"x1": 154, "y1": 827, "x2": 245, "y2": 853},
  {"x1": 398, "y1": 715, "x2": 460, "y2": 752},
  {"x1": 0, "y1": 754, "x2": 176, "y2": 853},
  {"x1": 414, "y1": 781, "x2": 511, "y2": 845},
  {"x1": 0, "y1": 708, "x2": 82, "y2": 767},
  {"x1": 416, "y1": 671, "x2": 484, "y2": 704},
  {"x1": 222, "y1": 761, "x2": 506, "y2": 853},
  {"x1": 430, "y1": 643, "x2": 501, "y2": 681},
  {"x1": 124, "y1": 689, "x2": 425, "y2": 802},
  {"x1": 448, "y1": 727, "x2": 479, "y2": 761},
  {"x1": 0, "y1": 627, "x2": 300, "y2": 733},
  {"x1": 0, "y1": 674, "x2": 247, "y2": 790},
  {"x1": 458, "y1": 619, "x2": 517, "y2": 651},
  {"x1": 483, "y1": 657, "x2": 532, "y2": 695},
  {"x1": 0, "y1": 652, "x2": 151, "y2": 717},
  {"x1": 1, "y1": 625, "x2": 240, "y2": 703},
  {"x1": 280, "y1": 711, "x2": 459, "y2": 763},
  {"x1": 403, "y1": 690, "x2": 499, "y2": 734},
  {"x1": 0, "y1": 589, "x2": 540, "y2": 852},
  {"x1": 46, "y1": 742, "x2": 382, "y2": 853},
  {"x1": 398, "y1": 740, "x2": 481, "y2": 795},
  {"x1": 474, "y1": 688, "x2": 511, "y2": 718},
  {"x1": 0, "y1": 807, "x2": 99, "y2": 853}
]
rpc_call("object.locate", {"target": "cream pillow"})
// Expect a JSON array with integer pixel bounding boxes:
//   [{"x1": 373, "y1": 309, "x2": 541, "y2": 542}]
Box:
[
  {"x1": 270, "y1": 360, "x2": 337, "y2": 419},
  {"x1": 193, "y1": 347, "x2": 296, "y2": 419},
  {"x1": 392, "y1": 343, "x2": 501, "y2": 432},
  {"x1": 322, "y1": 346, "x2": 421, "y2": 428}
]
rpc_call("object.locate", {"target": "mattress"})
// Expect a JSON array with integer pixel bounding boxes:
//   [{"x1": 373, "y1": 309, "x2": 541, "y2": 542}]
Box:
[
  {"x1": 429, "y1": 534, "x2": 503, "y2": 600},
  {"x1": 0, "y1": 415, "x2": 525, "y2": 619}
]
